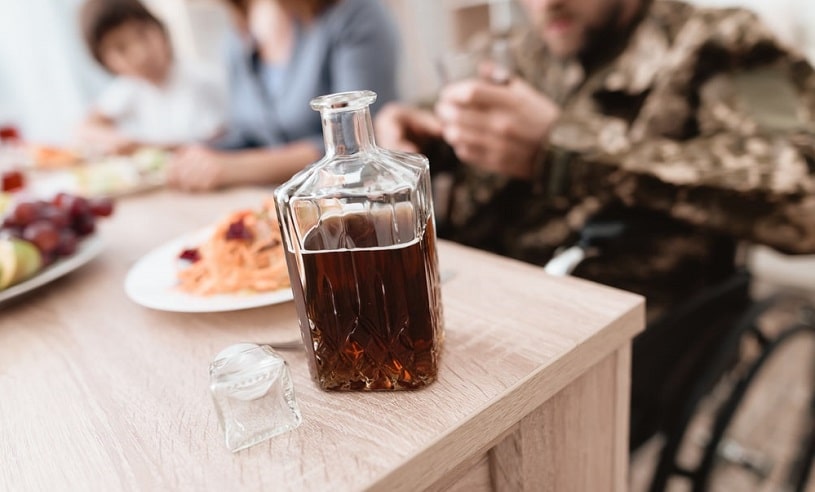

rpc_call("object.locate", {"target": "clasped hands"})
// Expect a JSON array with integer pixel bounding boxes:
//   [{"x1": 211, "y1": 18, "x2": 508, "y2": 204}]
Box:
[{"x1": 376, "y1": 77, "x2": 561, "y2": 180}]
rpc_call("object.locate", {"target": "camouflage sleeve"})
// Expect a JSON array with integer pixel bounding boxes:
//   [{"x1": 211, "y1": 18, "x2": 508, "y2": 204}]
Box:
[
  {"x1": 539, "y1": 40, "x2": 815, "y2": 254},
  {"x1": 570, "y1": 132, "x2": 815, "y2": 255}
]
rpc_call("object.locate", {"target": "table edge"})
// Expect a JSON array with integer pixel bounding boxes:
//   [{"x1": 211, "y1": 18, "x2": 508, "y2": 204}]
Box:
[{"x1": 366, "y1": 289, "x2": 645, "y2": 491}]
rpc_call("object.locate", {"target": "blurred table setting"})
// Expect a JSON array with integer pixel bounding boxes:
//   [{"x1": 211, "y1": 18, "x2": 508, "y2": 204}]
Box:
[{"x1": 0, "y1": 129, "x2": 167, "y2": 203}]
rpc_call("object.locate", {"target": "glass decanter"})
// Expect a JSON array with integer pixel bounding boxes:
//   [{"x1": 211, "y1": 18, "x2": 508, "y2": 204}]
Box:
[{"x1": 275, "y1": 91, "x2": 444, "y2": 391}]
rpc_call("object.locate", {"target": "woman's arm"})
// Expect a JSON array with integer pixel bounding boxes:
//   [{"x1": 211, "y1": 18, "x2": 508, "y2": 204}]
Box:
[
  {"x1": 219, "y1": 140, "x2": 321, "y2": 186},
  {"x1": 166, "y1": 140, "x2": 321, "y2": 192}
]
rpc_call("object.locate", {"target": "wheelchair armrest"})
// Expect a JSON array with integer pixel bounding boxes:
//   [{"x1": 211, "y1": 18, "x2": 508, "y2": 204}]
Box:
[
  {"x1": 543, "y1": 245, "x2": 587, "y2": 276},
  {"x1": 578, "y1": 220, "x2": 628, "y2": 248},
  {"x1": 543, "y1": 218, "x2": 630, "y2": 276}
]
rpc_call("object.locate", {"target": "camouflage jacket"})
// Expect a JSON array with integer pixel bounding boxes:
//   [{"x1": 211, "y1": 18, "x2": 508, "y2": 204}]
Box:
[{"x1": 439, "y1": 0, "x2": 815, "y2": 317}]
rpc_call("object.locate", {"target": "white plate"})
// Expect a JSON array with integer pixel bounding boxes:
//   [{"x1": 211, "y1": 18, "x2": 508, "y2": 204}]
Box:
[
  {"x1": 124, "y1": 227, "x2": 294, "y2": 313},
  {"x1": 0, "y1": 234, "x2": 104, "y2": 304}
]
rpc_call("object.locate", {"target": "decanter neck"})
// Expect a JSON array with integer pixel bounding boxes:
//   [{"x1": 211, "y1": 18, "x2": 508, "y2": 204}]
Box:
[{"x1": 320, "y1": 107, "x2": 376, "y2": 157}]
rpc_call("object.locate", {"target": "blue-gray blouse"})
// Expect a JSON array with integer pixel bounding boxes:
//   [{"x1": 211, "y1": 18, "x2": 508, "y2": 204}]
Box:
[{"x1": 217, "y1": 0, "x2": 399, "y2": 152}]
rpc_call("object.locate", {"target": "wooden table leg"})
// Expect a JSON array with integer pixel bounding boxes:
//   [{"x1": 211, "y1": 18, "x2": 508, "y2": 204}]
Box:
[{"x1": 489, "y1": 345, "x2": 632, "y2": 492}]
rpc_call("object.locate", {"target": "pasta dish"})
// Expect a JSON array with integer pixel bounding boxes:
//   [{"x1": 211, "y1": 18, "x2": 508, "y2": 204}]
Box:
[{"x1": 176, "y1": 201, "x2": 290, "y2": 296}]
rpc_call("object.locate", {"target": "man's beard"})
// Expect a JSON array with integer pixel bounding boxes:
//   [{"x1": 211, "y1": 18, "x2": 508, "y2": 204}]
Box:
[{"x1": 578, "y1": 2, "x2": 631, "y2": 68}]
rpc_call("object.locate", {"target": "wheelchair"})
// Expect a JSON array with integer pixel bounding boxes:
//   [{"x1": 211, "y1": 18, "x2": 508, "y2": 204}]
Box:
[{"x1": 544, "y1": 211, "x2": 815, "y2": 492}]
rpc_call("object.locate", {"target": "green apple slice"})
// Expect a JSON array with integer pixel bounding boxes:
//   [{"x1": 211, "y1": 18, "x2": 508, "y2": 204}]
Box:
[
  {"x1": 0, "y1": 238, "x2": 43, "y2": 289},
  {"x1": 0, "y1": 240, "x2": 18, "y2": 290},
  {"x1": 12, "y1": 239, "x2": 42, "y2": 283}
]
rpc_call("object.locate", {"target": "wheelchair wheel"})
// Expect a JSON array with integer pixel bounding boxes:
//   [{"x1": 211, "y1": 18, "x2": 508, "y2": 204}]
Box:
[
  {"x1": 696, "y1": 320, "x2": 815, "y2": 492},
  {"x1": 644, "y1": 297, "x2": 815, "y2": 492}
]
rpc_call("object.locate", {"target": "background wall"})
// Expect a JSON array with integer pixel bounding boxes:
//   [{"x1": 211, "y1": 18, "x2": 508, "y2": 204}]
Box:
[
  {"x1": 685, "y1": 0, "x2": 815, "y2": 62},
  {"x1": 1, "y1": 0, "x2": 813, "y2": 142},
  {"x1": 0, "y1": 0, "x2": 108, "y2": 144}
]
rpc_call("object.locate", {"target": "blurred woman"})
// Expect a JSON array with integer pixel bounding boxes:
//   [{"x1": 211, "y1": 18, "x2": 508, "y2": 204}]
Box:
[{"x1": 167, "y1": 0, "x2": 400, "y2": 191}]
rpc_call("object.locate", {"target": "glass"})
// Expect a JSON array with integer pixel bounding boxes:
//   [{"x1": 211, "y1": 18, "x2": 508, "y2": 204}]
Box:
[
  {"x1": 436, "y1": 32, "x2": 515, "y2": 86},
  {"x1": 275, "y1": 90, "x2": 444, "y2": 391},
  {"x1": 209, "y1": 343, "x2": 302, "y2": 452},
  {"x1": 432, "y1": 33, "x2": 516, "y2": 229}
]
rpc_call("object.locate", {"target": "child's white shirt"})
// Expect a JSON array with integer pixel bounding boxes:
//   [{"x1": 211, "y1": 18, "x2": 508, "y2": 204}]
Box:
[{"x1": 95, "y1": 63, "x2": 225, "y2": 146}]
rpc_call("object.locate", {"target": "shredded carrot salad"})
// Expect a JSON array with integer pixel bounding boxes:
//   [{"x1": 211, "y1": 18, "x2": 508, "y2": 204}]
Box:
[{"x1": 176, "y1": 201, "x2": 290, "y2": 296}]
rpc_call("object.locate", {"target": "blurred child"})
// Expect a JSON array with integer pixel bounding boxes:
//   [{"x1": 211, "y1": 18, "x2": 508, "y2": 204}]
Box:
[{"x1": 77, "y1": 0, "x2": 225, "y2": 154}]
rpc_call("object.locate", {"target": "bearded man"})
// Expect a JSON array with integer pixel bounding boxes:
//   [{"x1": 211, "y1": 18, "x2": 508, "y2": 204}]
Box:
[{"x1": 375, "y1": 0, "x2": 815, "y2": 449}]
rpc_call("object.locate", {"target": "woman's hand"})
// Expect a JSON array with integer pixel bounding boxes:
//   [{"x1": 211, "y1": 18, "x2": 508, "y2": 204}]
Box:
[{"x1": 166, "y1": 145, "x2": 230, "y2": 192}]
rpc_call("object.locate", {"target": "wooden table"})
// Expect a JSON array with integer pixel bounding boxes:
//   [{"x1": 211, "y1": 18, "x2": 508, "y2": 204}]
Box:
[{"x1": 0, "y1": 187, "x2": 644, "y2": 491}]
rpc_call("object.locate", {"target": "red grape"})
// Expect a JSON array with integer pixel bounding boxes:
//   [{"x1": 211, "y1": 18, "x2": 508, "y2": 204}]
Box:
[
  {"x1": 88, "y1": 197, "x2": 114, "y2": 217},
  {"x1": 11, "y1": 201, "x2": 40, "y2": 226},
  {"x1": 40, "y1": 206, "x2": 70, "y2": 229},
  {"x1": 2, "y1": 192, "x2": 113, "y2": 263},
  {"x1": 23, "y1": 220, "x2": 60, "y2": 253},
  {"x1": 2, "y1": 215, "x2": 19, "y2": 228},
  {"x1": 41, "y1": 251, "x2": 57, "y2": 267},
  {"x1": 72, "y1": 214, "x2": 96, "y2": 237},
  {"x1": 54, "y1": 193, "x2": 90, "y2": 218},
  {"x1": 1, "y1": 226, "x2": 23, "y2": 239},
  {"x1": 56, "y1": 230, "x2": 78, "y2": 256},
  {"x1": 52, "y1": 192, "x2": 71, "y2": 208},
  {"x1": 70, "y1": 197, "x2": 90, "y2": 217}
]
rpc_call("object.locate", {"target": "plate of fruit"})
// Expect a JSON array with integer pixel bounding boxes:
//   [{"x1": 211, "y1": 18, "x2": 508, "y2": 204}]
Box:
[{"x1": 0, "y1": 193, "x2": 113, "y2": 303}]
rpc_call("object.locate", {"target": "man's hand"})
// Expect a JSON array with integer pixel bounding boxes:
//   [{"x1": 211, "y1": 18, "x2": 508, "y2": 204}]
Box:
[
  {"x1": 374, "y1": 103, "x2": 443, "y2": 153},
  {"x1": 435, "y1": 78, "x2": 561, "y2": 179},
  {"x1": 166, "y1": 145, "x2": 228, "y2": 192}
]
